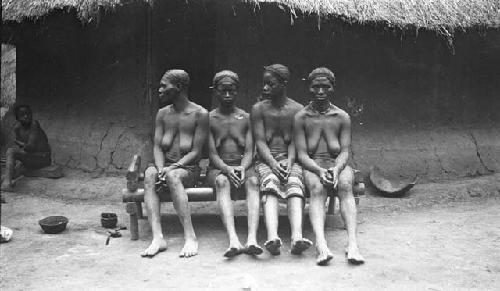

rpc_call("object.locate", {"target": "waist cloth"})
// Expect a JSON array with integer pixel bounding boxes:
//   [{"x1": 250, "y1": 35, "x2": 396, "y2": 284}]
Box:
[
  {"x1": 255, "y1": 151, "x2": 305, "y2": 199},
  {"x1": 151, "y1": 156, "x2": 201, "y2": 191}
]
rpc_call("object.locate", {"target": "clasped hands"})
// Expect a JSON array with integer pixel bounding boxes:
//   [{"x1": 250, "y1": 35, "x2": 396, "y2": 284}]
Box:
[
  {"x1": 270, "y1": 159, "x2": 292, "y2": 182},
  {"x1": 318, "y1": 166, "x2": 339, "y2": 189},
  {"x1": 223, "y1": 165, "x2": 245, "y2": 188}
]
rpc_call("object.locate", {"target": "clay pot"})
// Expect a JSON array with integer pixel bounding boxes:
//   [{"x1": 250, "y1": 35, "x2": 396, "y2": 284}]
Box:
[{"x1": 101, "y1": 213, "x2": 117, "y2": 228}]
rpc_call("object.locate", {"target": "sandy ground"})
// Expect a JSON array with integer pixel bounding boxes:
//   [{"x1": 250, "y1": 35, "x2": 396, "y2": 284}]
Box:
[{"x1": 1, "y1": 171, "x2": 499, "y2": 290}]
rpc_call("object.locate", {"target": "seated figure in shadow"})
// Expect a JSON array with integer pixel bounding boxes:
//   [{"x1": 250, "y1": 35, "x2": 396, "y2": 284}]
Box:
[{"x1": 2, "y1": 105, "x2": 51, "y2": 192}]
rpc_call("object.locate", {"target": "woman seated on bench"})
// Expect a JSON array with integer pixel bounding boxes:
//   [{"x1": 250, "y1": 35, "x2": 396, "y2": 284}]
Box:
[
  {"x1": 141, "y1": 69, "x2": 209, "y2": 258},
  {"x1": 207, "y1": 70, "x2": 263, "y2": 257}
]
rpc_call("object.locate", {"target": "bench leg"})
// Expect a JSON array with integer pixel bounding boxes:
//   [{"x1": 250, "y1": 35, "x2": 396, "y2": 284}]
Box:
[
  {"x1": 126, "y1": 202, "x2": 139, "y2": 240},
  {"x1": 136, "y1": 202, "x2": 144, "y2": 219}
]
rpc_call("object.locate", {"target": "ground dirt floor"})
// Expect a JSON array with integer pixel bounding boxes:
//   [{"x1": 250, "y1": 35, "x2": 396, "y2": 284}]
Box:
[{"x1": 1, "y1": 172, "x2": 499, "y2": 290}]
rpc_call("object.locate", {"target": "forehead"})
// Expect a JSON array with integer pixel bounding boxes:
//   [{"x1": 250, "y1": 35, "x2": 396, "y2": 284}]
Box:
[
  {"x1": 310, "y1": 76, "x2": 333, "y2": 86},
  {"x1": 18, "y1": 107, "x2": 31, "y2": 114},
  {"x1": 263, "y1": 71, "x2": 281, "y2": 83},
  {"x1": 160, "y1": 77, "x2": 175, "y2": 86},
  {"x1": 216, "y1": 81, "x2": 238, "y2": 88}
]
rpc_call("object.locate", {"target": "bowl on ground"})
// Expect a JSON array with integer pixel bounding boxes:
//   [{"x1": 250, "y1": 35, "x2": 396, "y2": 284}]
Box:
[
  {"x1": 39, "y1": 216, "x2": 69, "y2": 234},
  {"x1": 101, "y1": 213, "x2": 118, "y2": 228}
]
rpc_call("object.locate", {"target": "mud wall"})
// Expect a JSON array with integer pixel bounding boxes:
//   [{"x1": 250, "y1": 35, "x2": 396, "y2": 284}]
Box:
[
  {"x1": 2, "y1": 4, "x2": 153, "y2": 172},
  {"x1": 2, "y1": 1, "x2": 499, "y2": 181},
  {"x1": 214, "y1": 3, "x2": 500, "y2": 181}
]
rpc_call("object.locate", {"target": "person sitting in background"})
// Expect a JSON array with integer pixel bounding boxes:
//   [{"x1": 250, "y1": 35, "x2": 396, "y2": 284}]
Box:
[
  {"x1": 1, "y1": 105, "x2": 51, "y2": 192},
  {"x1": 207, "y1": 70, "x2": 262, "y2": 257}
]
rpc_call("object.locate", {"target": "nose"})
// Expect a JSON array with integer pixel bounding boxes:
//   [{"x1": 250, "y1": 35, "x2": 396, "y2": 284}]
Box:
[
  {"x1": 225, "y1": 91, "x2": 230, "y2": 97},
  {"x1": 263, "y1": 84, "x2": 270, "y2": 91},
  {"x1": 318, "y1": 88, "x2": 325, "y2": 94}
]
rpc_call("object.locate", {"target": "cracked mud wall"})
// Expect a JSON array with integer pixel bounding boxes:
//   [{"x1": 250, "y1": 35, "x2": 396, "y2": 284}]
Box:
[
  {"x1": 214, "y1": 4, "x2": 500, "y2": 181},
  {"x1": 1, "y1": 4, "x2": 154, "y2": 172},
  {"x1": 2, "y1": 2, "x2": 499, "y2": 180}
]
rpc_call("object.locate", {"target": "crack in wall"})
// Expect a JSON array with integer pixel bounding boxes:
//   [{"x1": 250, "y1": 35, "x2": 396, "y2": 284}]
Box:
[
  {"x1": 108, "y1": 128, "x2": 127, "y2": 170},
  {"x1": 468, "y1": 130, "x2": 493, "y2": 173},
  {"x1": 94, "y1": 123, "x2": 114, "y2": 169}
]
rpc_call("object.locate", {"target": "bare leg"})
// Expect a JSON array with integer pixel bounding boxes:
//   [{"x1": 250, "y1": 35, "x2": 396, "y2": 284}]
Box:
[
  {"x1": 288, "y1": 196, "x2": 312, "y2": 255},
  {"x1": 141, "y1": 167, "x2": 167, "y2": 257},
  {"x1": 337, "y1": 166, "x2": 364, "y2": 265},
  {"x1": 1, "y1": 148, "x2": 18, "y2": 191},
  {"x1": 215, "y1": 174, "x2": 243, "y2": 257},
  {"x1": 263, "y1": 194, "x2": 281, "y2": 255},
  {"x1": 166, "y1": 169, "x2": 198, "y2": 258},
  {"x1": 244, "y1": 176, "x2": 263, "y2": 255},
  {"x1": 305, "y1": 170, "x2": 333, "y2": 265}
]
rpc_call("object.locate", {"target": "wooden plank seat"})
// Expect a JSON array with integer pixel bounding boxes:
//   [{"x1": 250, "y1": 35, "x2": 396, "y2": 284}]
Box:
[{"x1": 122, "y1": 155, "x2": 365, "y2": 240}]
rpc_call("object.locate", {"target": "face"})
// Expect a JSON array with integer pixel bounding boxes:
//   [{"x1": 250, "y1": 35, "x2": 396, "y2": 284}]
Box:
[
  {"x1": 215, "y1": 81, "x2": 238, "y2": 107},
  {"x1": 262, "y1": 71, "x2": 285, "y2": 99},
  {"x1": 16, "y1": 107, "x2": 32, "y2": 125},
  {"x1": 158, "y1": 78, "x2": 181, "y2": 105},
  {"x1": 309, "y1": 77, "x2": 334, "y2": 102}
]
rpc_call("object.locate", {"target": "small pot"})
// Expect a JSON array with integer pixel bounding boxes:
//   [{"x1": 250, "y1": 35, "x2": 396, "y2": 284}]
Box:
[{"x1": 101, "y1": 213, "x2": 117, "y2": 229}]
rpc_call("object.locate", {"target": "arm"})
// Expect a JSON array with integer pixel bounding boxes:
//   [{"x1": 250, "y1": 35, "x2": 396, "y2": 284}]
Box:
[
  {"x1": 294, "y1": 113, "x2": 322, "y2": 175},
  {"x1": 175, "y1": 109, "x2": 209, "y2": 167},
  {"x1": 23, "y1": 121, "x2": 41, "y2": 152},
  {"x1": 331, "y1": 114, "x2": 351, "y2": 174},
  {"x1": 250, "y1": 104, "x2": 277, "y2": 168},
  {"x1": 208, "y1": 125, "x2": 230, "y2": 174},
  {"x1": 153, "y1": 111, "x2": 165, "y2": 170},
  {"x1": 240, "y1": 117, "x2": 254, "y2": 171}
]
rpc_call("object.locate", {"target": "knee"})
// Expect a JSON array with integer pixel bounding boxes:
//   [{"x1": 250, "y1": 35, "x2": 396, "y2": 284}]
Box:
[
  {"x1": 246, "y1": 176, "x2": 258, "y2": 189},
  {"x1": 308, "y1": 182, "x2": 324, "y2": 197},
  {"x1": 6, "y1": 147, "x2": 18, "y2": 157},
  {"x1": 215, "y1": 174, "x2": 229, "y2": 189},
  {"x1": 337, "y1": 167, "x2": 354, "y2": 191},
  {"x1": 165, "y1": 170, "x2": 181, "y2": 185},
  {"x1": 144, "y1": 167, "x2": 158, "y2": 186}
]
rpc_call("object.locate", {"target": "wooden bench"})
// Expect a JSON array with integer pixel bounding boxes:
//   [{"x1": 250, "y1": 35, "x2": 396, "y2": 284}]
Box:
[{"x1": 122, "y1": 155, "x2": 365, "y2": 240}]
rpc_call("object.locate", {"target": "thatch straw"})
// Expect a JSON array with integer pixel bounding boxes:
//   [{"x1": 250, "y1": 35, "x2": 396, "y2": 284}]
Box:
[
  {"x1": 2, "y1": 0, "x2": 500, "y2": 31},
  {"x1": 250, "y1": 0, "x2": 500, "y2": 31},
  {"x1": 1, "y1": 0, "x2": 128, "y2": 22}
]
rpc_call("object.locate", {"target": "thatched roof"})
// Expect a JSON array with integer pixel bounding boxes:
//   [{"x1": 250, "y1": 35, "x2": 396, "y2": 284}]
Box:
[{"x1": 2, "y1": 0, "x2": 500, "y2": 32}]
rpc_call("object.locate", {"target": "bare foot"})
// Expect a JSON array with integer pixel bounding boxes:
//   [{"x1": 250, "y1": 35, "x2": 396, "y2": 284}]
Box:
[
  {"x1": 179, "y1": 239, "x2": 198, "y2": 258},
  {"x1": 224, "y1": 241, "x2": 244, "y2": 258},
  {"x1": 290, "y1": 238, "x2": 312, "y2": 255},
  {"x1": 244, "y1": 244, "x2": 263, "y2": 256},
  {"x1": 264, "y1": 238, "x2": 282, "y2": 256},
  {"x1": 316, "y1": 244, "x2": 333, "y2": 266},
  {"x1": 346, "y1": 246, "x2": 365, "y2": 265},
  {"x1": 140, "y1": 238, "x2": 167, "y2": 258}
]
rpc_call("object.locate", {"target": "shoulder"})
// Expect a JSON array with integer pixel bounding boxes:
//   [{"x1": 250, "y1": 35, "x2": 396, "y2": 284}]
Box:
[
  {"x1": 209, "y1": 108, "x2": 219, "y2": 119},
  {"x1": 189, "y1": 102, "x2": 208, "y2": 116},
  {"x1": 287, "y1": 98, "x2": 304, "y2": 111},
  {"x1": 251, "y1": 100, "x2": 267, "y2": 114},
  {"x1": 235, "y1": 107, "x2": 248, "y2": 117},
  {"x1": 157, "y1": 105, "x2": 171, "y2": 117}
]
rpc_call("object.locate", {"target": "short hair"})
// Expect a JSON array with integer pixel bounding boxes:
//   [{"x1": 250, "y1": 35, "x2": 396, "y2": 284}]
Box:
[
  {"x1": 213, "y1": 70, "x2": 239, "y2": 88},
  {"x1": 14, "y1": 104, "x2": 31, "y2": 120},
  {"x1": 264, "y1": 64, "x2": 290, "y2": 83},
  {"x1": 308, "y1": 67, "x2": 336, "y2": 87},
  {"x1": 161, "y1": 69, "x2": 190, "y2": 88}
]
